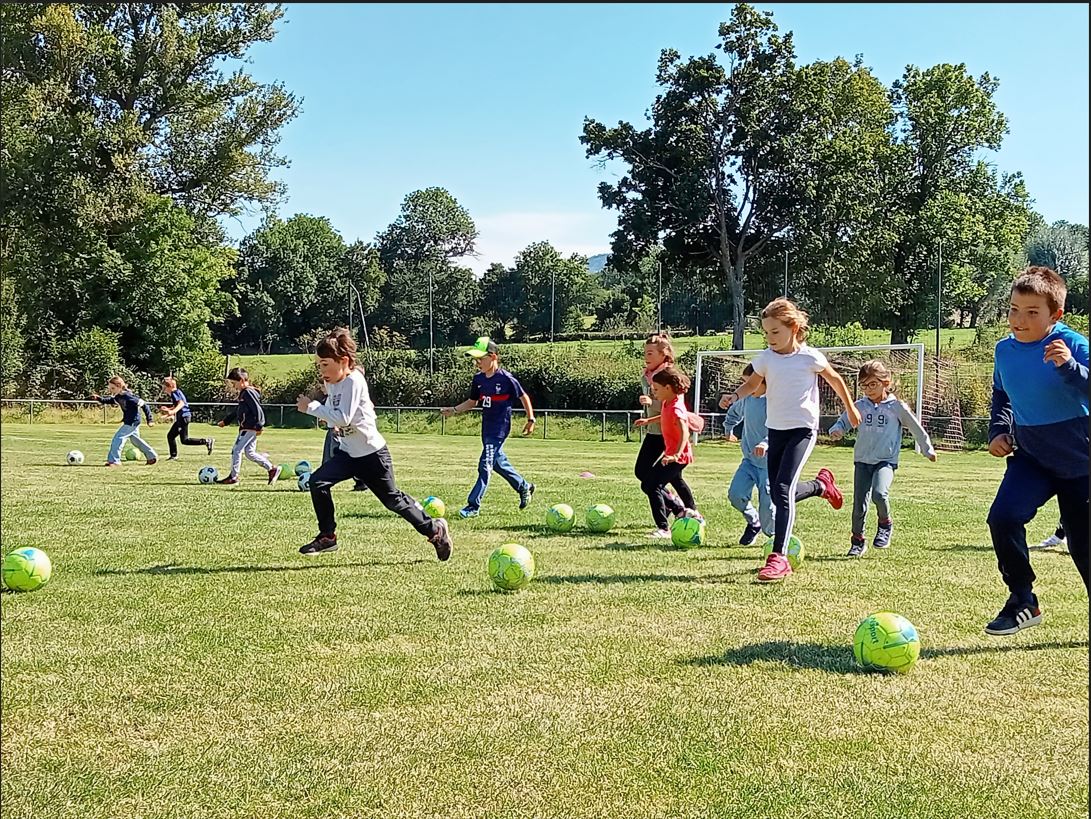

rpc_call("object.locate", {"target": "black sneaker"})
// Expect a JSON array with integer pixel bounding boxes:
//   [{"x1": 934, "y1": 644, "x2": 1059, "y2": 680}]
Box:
[
  {"x1": 985, "y1": 595, "x2": 1042, "y2": 636},
  {"x1": 206, "y1": 438, "x2": 215, "y2": 456},
  {"x1": 874, "y1": 519, "x2": 893, "y2": 549},
  {"x1": 848, "y1": 537, "x2": 868, "y2": 558},
  {"x1": 299, "y1": 534, "x2": 338, "y2": 556},
  {"x1": 352, "y1": 481, "x2": 368, "y2": 492},
  {"x1": 429, "y1": 518, "x2": 452, "y2": 561},
  {"x1": 167, "y1": 455, "x2": 179, "y2": 461},
  {"x1": 739, "y1": 522, "x2": 762, "y2": 546},
  {"x1": 518, "y1": 482, "x2": 535, "y2": 510}
]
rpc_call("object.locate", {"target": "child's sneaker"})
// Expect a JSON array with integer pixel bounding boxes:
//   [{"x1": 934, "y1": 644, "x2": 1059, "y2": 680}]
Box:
[
  {"x1": 873, "y1": 519, "x2": 893, "y2": 549},
  {"x1": 815, "y1": 468, "x2": 843, "y2": 510},
  {"x1": 216, "y1": 475, "x2": 239, "y2": 485},
  {"x1": 105, "y1": 462, "x2": 120, "y2": 467},
  {"x1": 167, "y1": 455, "x2": 179, "y2": 461},
  {"x1": 299, "y1": 533, "x2": 338, "y2": 556},
  {"x1": 458, "y1": 506, "x2": 480, "y2": 519},
  {"x1": 518, "y1": 483, "x2": 536, "y2": 510},
  {"x1": 848, "y1": 536, "x2": 867, "y2": 558},
  {"x1": 429, "y1": 518, "x2": 453, "y2": 561},
  {"x1": 145, "y1": 459, "x2": 157, "y2": 466},
  {"x1": 206, "y1": 438, "x2": 215, "y2": 456},
  {"x1": 739, "y1": 522, "x2": 763, "y2": 546},
  {"x1": 267, "y1": 465, "x2": 283, "y2": 485},
  {"x1": 1030, "y1": 534, "x2": 1066, "y2": 551},
  {"x1": 648, "y1": 528, "x2": 672, "y2": 540},
  {"x1": 757, "y1": 552, "x2": 793, "y2": 583},
  {"x1": 984, "y1": 595, "x2": 1042, "y2": 636}
]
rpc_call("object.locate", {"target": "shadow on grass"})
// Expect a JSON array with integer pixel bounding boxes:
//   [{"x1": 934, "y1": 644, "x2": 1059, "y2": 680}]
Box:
[
  {"x1": 932, "y1": 543, "x2": 994, "y2": 553},
  {"x1": 684, "y1": 639, "x2": 1089, "y2": 675},
  {"x1": 537, "y1": 572, "x2": 744, "y2": 586},
  {"x1": 94, "y1": 559, "x2": 426, "y2": 577}
]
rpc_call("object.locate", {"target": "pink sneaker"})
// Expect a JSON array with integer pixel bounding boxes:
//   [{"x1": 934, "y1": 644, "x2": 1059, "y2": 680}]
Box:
[
  {"x1": 816, "y1": 468, "x2": 843, "y2": 510},
  {"x1": 757, "y1": 552, "x2": 793, "y2": 583}
]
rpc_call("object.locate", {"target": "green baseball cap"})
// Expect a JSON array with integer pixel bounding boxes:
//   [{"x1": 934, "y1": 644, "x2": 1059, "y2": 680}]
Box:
[{"x1": 465, "y1": 336, "x2": 499, "y2": 359}]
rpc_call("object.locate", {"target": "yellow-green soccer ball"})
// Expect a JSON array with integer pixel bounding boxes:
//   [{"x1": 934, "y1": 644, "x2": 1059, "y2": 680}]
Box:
[
  {"x1": 2, "y1": 547, "x2": 52, "y2": 592},
  {"x1": 277, "y1": 464, "x2": 292, "y2": 480},
  {"x1": 422, "y1": 496, "x2": 446, "y2": 518},
  {"x1": 546, "y1": 503, "x2": 575, "y2": 533},
  {"x1": 671, "y1": 516, "x2": 706, "y2": 548},
  {"x1": 761, "y1": 535, "x2": 805, "y2": 570},
  {"x1": 585, "y1": 504, "x2": 615, "y2": 533},
  {"x1": 123, "y1": 445, "x2": 138, "y2": 461},
  {"x1": 294, "y1": 460, "x2": 312, "y2": 477},
  {"x1": 853, "y1": 611, "x2": 921, "y2": 674},
  {"x1": 487, "y1": 543, "x2": 536, "y2": 592}
]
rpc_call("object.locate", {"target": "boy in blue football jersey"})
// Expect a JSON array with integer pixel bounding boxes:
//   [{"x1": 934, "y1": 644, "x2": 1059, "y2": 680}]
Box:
[
  {"x1": 985, "y1": 266, "x2": 1088, "y2": 635},
  {"x1": 442, "y1": 337, "x2": 536, "y2": 518}
]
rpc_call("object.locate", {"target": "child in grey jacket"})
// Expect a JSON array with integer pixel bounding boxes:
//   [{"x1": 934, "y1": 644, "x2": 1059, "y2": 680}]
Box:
[{"x1": 829, "y1": 360, "x2": 937, "y2": 557}]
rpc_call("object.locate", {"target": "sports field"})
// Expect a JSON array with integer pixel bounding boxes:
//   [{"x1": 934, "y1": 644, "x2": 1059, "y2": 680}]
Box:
[{"x1": 1, "y1": 425, "x2": 1087, "y2": 819}]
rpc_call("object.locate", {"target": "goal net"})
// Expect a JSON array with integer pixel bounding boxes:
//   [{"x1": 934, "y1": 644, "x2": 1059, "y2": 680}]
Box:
[{"x1": 693, "y1": 344, "x2": 963, "y2": 450}]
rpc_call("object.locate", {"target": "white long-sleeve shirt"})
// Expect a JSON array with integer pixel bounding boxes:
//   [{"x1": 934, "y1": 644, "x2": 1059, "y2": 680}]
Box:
[{"x1": 304, "y1": 369, "x2": 387, "y2": 458}]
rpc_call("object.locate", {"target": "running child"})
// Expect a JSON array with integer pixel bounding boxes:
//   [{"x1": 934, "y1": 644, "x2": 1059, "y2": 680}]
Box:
[
  {"x1": 215, "y1": 367, "x2": 281, "y2": 485},
  {"x1": 719, "y1": 363, "x2": 843, "y2": 546},
  {"x1": 159, "y1": 376, "x2": 214, "y2": 459},
  {"x1": 92, "y1": 376, "x2": 158, "y2": 466},
  {"x1": 635, "y1": 333, "x2": 689, "y2": 532},
  {"x1": 984, "y1": 266, "x2": 1088, "y2": 635},
  {"x1": 828, "y1": 360, "x2": 937, "y2": 557},
  {"x1": 441, "y1": 337, "x2": 535, "y2": 519},
  {"x1": 633, "y1": 366, "x2": 701, "y2": 538},
  {"x1": 722, "y1": 298, "x2": 861, "y2": 582},
  {"x1": 296, "y1": 328, "x2": 452, "y2": 559}
]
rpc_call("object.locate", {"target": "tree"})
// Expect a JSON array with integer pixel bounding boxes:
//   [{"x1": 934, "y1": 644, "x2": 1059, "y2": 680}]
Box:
[
  {"x1": 0, "y1": 278, "x2": 26, "y2": 397},
  {"x1": 1027, "y1": 220, "x2": 1089, "y2": 313},
  {"x1": 505, "y1": 242, "x2": 601, "y2": 339}
]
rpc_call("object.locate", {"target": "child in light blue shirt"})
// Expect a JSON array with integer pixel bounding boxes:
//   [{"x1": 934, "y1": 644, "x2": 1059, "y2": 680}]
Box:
[{"x1": 829, "y1": 360, "x2": 937, "y2": 556}]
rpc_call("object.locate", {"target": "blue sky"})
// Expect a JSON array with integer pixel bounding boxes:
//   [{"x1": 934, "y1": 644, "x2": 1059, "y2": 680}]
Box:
[{"x1": 232, "y1": 3, "x2": 1090, "y2": 272}]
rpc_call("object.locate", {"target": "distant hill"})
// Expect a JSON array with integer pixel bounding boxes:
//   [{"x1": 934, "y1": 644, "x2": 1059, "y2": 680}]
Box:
[{"x1": 587, "y1": 253, "x2": 609, "y2": 273}]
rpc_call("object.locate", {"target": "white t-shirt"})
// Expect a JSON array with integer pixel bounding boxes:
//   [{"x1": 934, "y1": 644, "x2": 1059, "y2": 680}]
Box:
[
  {"x1": 752, "y1": 345, "x2": 829, "y2": 430},
  {"x1": 305, "y1": 369, "x2": 387, "y2": 458}
]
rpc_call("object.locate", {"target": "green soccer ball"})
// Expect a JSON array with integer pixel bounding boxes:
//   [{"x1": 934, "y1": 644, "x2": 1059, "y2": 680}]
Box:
[
  {"x1": 277, "y1": 464, "x2": 292, "y2": 480},
  {"x1": 545, "y1": 503, "x2": 575, "y2": 533},
  {"x1": 585, "y1": 504, "x2": 615, "y2": 533},
  {"x1": 487, "y1": 543, "x2": 536, "y2": 592},
  {"x1": 761, "y1": 535, "x2": 805, "y2": 570},
  {"x1": 671, "y1": 516, "x2": 707, "y2": 548},
  {"x1": 2, "y1": 547, "x2": 52, "y2": 592},
  {"x1": 422, "y1": 496, "x2": 446, "y2": 518},
  {"x1": 123, "y1": 445, "x2": 138, "y2": 461},
  {"x1": 294, "y1": 460, "x2": 312, "y2": 477},
  {"x1": 853, "y1": 611, "x2": 921, "y2": 674}
]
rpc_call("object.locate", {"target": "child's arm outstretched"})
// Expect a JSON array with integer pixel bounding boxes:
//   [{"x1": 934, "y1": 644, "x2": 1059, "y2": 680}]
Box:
[
  {"x1": 720, "y1": 373, "x2": 764, "y2": 409},
  {"x1": 139, "y1": 398, "x2": 154, "y2": 425},
  {"x1": 893, "y1": 401, "x2": 937, "y2": 461},
  {"x1": 518, "y1": 392, "x2": 536, "y2": 437},
  {"x1": 441, "y1": 398, "x2": 478, "y2": 418},
  {"x1": 828, "y1": 408, "x2": 851, "y2": 440},
  {"x1": 660, "y1": 411, "x2": 689, "y2": 464},
  {"x1": 633, "y1": 413, "x2": 662, "y2": 428},
  {"x1": 819, "y1": 367, "x2": 862, "y2": 427}
]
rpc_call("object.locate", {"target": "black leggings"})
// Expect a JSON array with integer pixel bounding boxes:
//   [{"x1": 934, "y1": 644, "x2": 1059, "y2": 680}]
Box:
[
  {"x1": 167, "y1": 417, "x2": 209, "y2": 458},
  {"x1": 640, "y1": 460, "x2": 696, "y2": 530},
  {"x1": 767, "y1": 427, "x2": 817, "y2": 554},
  {"x1": 635, "y1": 433, "x2": 687, "y2": 527}
]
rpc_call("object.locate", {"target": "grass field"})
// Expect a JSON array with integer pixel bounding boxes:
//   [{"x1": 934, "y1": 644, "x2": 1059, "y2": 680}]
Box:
[
  {"x1": 233, "y1": 329, "x2": 980, "y2": 381},
  {"x1": 2, "y1": 425, "x2": 1087, "y2": 819}
]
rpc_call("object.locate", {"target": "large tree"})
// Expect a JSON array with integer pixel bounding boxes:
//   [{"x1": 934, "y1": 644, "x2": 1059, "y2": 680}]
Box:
[{"x1": 1027, "y1": 220, "x2": 1089, "y2": 314}]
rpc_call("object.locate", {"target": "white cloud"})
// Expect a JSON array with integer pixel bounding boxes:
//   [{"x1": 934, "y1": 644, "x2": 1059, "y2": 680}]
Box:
[{"x1": 461, "y1": 210, "x2": 616, "y2": 274}]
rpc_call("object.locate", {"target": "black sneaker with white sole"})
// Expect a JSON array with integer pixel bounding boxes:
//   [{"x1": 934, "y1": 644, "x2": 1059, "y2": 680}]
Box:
[
  {"x1": 848, "y1": 537, "x2": 868, "y2": 558},
  {"x1": 739, "y1": 522, "x2": 762, "y2": 546},
  {"x1": 299, "y1": 534, "x2": 338, "y2": 556},
  {"x1": 429, "y1": 518, "x2": 452, "y2": 561},
  {"x1": 984, "y1": 595, "x2": 1042, "y2": 635},
  {"x1": 518, "y1": 482, "x2": 535, "y2": 510}
]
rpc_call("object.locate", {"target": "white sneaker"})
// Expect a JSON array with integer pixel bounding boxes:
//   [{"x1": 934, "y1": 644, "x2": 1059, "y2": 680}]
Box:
[
  {"x1": 647, "y1": 529, "x2": 672, "y2": 540},
  {"x1": 682, "y1": 508, "x2": 705, "y2": 522},
  {"x1": 1030, "y1": 534, "x2": 1067, "y2": 551}
]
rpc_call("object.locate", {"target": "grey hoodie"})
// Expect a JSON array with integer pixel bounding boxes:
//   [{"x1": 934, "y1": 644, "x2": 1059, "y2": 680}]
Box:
[{"x1": 829, "y1": 395, "x2": 935, "y2": 465}]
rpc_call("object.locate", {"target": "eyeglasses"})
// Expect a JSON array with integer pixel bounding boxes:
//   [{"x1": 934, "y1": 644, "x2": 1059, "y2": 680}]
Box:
[{"x1": 860, "y1": 380, "x2": 884, "y2": 389}]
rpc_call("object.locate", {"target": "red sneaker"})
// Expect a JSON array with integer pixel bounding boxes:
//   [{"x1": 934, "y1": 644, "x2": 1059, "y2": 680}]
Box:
[
  {"x1": 145, "y1": 459, "x2": 158, "y2": 466},
  {"x1": 216, "y1": 475, "x2": 239, "y2": 485},
  {"x1": 757, "y1": 552, "x2": 793, "y2": 583},
  {"x1": 816, "y1": 468, "x2": 843, "y2": 510},
  {"x1": 267, "y1": 465, "x2": 283, "y2": 485}
]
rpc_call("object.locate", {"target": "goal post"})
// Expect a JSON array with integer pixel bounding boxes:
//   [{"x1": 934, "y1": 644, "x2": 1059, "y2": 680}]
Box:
[{"x1": 694, "y1": 344, "x2": 926, "y2": 442}]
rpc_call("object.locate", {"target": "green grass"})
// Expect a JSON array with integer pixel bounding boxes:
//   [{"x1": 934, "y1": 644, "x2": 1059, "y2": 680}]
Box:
[
  {"x1": 233, "y1": 329, "x2": 980, "y2": 381},
  {"x1": 2, "y1": 426, "x2": 1087, "y2": 819}
]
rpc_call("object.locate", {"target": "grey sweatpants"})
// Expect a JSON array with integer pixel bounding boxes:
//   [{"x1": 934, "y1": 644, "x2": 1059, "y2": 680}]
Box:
[
  {"x1": 852, "y1": 461, "x2": 895, "y2": 537},
  {"x1": 230, "y1": 430, "x2": 274, "y2": 477}
]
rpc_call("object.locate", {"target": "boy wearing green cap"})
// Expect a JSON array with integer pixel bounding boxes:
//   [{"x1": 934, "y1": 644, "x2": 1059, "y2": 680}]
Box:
[{"x1": 442, "y1": 337, "x2": 536, "y2": 518}]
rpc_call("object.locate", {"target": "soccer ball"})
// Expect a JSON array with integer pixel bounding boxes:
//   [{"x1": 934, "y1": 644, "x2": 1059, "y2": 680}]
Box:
[
  {"x1": 671, "y1": 516, "x2": 706, "y2": 548},
  {"x1": 545, "y1": 503, "x2": 575, "y2": 533},
  {"x1": 297, "y1": 471, "x2": 312, "y2": 492},
  {"x1": 762, "y1": 535, "x2": 805, "y2": 570},
  {"x1": 585, "y1": 504, "x2": 615, "y2": 533},
  {"x1": 487, "y1": 543, "x2": 535, "y2": 592},
  {"x1": 66, "y1": 450, "x2": 84, "y2": 465},
  {"x1": 123, "y1": 445, "x2": 138, "y2": 461},
  {"x1": 198, "y1": 466, "x2": 218, "y2": 484},
  {"x1": 2, "y1": 547, "x2": 52, "y2": 592},
  {"x1": 853, "y1": 611, "x2": 921, "y2": 674},
  {"x1": 294, "y1": 460, "x2": 312, "y2": 477},
  {"x1": 422, "y1": 496, "x2": 446, "y2": 518},
  {"x1": 276, "y1": 464, "x2": 291, "y2": 481}
]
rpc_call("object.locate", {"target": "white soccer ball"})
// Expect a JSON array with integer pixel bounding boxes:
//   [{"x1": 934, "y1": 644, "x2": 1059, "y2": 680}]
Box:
[
  {"x1": 66, "y1": 450, "x2": 84, "y2": 465},
  {"x1": 198, "y1": 465, "x2": 219, "y2": 484},
  {"x1": 297, "y1": 471, "x2": 312, "y2": 492}
]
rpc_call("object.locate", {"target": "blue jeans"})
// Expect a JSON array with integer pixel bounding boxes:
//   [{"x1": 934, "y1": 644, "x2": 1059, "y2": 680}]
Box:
[
  {"x1": 107, "y1": 424, "x2": 157, "y2": 464},
  {"x1": 728, "y1": 458, "x2": 773, "y2": 536},
  {"x1": 466, "y1": 438, "x2": 528, "y2": 511}
]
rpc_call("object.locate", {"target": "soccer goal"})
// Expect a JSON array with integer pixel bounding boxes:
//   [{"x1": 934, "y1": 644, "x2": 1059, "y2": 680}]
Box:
[{"x1": 693, "y1": 344, "x2": 926, "y2": 442}]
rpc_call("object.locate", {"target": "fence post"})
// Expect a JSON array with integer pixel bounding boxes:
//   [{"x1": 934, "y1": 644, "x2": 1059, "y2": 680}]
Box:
[
  {"x1": 601, "y1": 412, "x2": 606, "y2": 442},
  {"x1": 626, "y1": 412, "x2": 631, "y2": 442},
  {"x1": 396, "y1": 408, "x2": 401, "y2": 433},
  {"x1": 542, "y1": 411, "x2": 547, "y2": 440},
  {"x1": 440, "y1": 412, "x2": 445, "y2": 436},
  {"x1": 28, "y1": 399, "x2": 34, "y2": 424},
  {"x1": 102, "y1": 404, "x2": 107, "y2": 424},
  {"x1": 279, "y1": 405, "x2": 284, "y2": 427}
]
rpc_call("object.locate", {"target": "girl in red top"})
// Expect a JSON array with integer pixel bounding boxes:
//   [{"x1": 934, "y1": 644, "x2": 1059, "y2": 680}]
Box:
[{"x1": 634, "y1": 366, "x2": 701, "y2": 538}]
